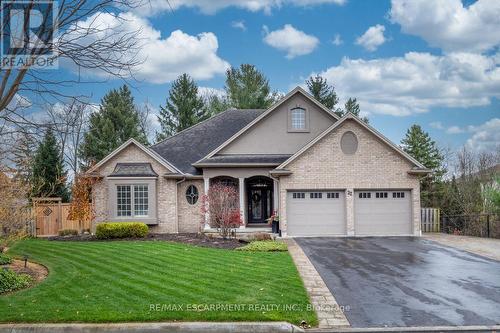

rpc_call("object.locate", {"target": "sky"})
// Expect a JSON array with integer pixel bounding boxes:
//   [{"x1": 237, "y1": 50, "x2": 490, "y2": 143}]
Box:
[{"x1": 22, "y1": 0, "x2": 500, "y2": 153}]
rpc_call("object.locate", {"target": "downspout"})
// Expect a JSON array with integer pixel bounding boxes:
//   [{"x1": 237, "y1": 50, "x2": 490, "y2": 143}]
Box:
[{"x1": 175, "y1": 177, "x2": 186, "y2": 233}]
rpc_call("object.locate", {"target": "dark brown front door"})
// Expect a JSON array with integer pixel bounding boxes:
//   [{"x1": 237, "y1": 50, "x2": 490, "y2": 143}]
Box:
[{"x1": 247, "y1": 177, "x2": 273, "y2": 224}]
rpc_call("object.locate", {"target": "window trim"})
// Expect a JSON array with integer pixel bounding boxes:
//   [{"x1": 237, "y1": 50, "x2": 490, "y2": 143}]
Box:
[
  {"x1": 287, "y1": 106, "x2": 310, "y2": 132},
  {"x1": 107, "y1": 178, "x2": 157, "y2": 223},
  {"x1": 185, "y1": 185, "x2": 199, "y2": 205},
  {"x1": 115, "y1": 184, "x2": 150, "y2": 218}
]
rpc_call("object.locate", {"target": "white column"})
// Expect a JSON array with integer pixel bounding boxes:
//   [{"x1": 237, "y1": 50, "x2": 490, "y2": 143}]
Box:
[
  {"x1": 273, "y1": 179, "x2": 279, "y2": 214},
  {"x1": 203, "y1": 177, "x2": 210, "y2": 230},
  {"x1": 239, "y1": 177, "x2": 246, "y2": 228}
]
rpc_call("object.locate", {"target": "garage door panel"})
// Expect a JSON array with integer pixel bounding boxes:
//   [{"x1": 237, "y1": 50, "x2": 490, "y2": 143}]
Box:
[
  {"x1": 354, "y1": 190, "x2": 411, "y2": 236},
  {"x1": 287, "y1": 191, "x2": 346, "y2": 236}
]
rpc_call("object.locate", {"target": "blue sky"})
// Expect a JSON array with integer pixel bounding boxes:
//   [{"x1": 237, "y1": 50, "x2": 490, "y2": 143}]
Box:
[{"x1": 24, "y1": 0, "x2": 500, "y2": 152}]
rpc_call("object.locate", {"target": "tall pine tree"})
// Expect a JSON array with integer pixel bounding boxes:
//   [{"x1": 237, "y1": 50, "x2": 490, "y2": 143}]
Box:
[
  {"x1": 401, "y1": 124, "x2": 445, "y2": 207},
  {"x1": 343, "y1": 97, "x2": 369, "y2": 123},
  {"x1": 31, "y1": 128, "x2": 69, "y2": 201},
  {"x1": 305, "y1": 75, "x2": 339, "y2": 110},
  {"x1": 156, "y1": 74, "x2": 208, "y2": 142},
  {"x1": 305, "y1": 75, "x2": 368, "y2": 122},
  {"x1": 79, "y1": 85, "x2": 147, "y2": 168},
  {"x1": 225, "y1": 64, "x2": 277, "y2": 109}
]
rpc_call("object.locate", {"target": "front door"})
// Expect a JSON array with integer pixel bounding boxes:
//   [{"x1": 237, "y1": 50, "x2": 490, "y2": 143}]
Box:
[{"x1": 247, "y1": 177, "x2": 273, "y2": 224}]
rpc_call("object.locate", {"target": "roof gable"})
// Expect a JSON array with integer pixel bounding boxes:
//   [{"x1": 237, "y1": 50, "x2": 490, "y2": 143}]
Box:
[
  {"x1": 86, "y1": 138, "x2": 181, "y2": 175},
  {"x1": 277, "y1": 113, "x2": 428, "y2": 171},
  {"x1": 197, "y1": 86, "x2": 339, "y2": 162}
]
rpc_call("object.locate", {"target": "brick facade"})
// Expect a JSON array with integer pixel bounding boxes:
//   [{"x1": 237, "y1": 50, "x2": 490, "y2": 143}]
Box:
[
  {"x1": 278, "y1": 119, "x2": 421, "y2": 236},
  {"x1": 177, "y1": 180, "x2": 204, "y2": 233}
]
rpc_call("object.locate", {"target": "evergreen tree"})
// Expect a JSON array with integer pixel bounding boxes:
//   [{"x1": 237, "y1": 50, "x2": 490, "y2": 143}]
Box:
[
  {"x1": 31, "y1": 128, "x2": 69, "y2": 201},
  {"x1": 342, "y1": 97, "x2": 369, "y2": 123},
  {"x1": 225, "y1": 64, "x2": 277, "y2": 109},
  {"x1": 156, "y1": 74, "x2": 208, "y2": 142},
  {"x1": 401, "y1": 124, "x2": 445, "y2": 207},
  {"x1": 203, "y1": 94, "x2": 232, "y2": 116},
  {"x1": 305, "y1": 75, "x2": 339, "y2": 110},
  {"x1": 79, "y1": 85, "x2": 147, "y2": 168}
]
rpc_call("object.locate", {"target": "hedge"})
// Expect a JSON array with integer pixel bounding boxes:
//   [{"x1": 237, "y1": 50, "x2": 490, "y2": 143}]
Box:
[
  {"x1": 58, "y1": 229, "x2": 78, "y2": 236},
  {"x1": 95, "y1": 222, "x2": 149, "y2": 239},
  {"x1": 0, "y1": 269, "x2": 32, "y2": 294}
]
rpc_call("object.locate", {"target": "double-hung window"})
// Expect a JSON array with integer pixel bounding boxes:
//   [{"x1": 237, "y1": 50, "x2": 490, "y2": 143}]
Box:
[{"x1": 116, "y1": 184, "x2": 149, "y2": 217}]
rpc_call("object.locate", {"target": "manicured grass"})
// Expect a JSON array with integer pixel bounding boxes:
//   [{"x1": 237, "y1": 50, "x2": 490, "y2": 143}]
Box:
[{"x1": 0, "y1": 239, "x2": 316, "y2": 325}]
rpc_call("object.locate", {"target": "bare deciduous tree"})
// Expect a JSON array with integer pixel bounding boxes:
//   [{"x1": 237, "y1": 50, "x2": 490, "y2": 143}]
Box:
[{"x1": 0, "y1": 0, "x2": 146, "y2": 113}]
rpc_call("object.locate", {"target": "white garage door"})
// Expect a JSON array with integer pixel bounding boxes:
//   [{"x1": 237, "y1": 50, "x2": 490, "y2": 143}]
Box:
[
  {"x1": 354, "y1": 190, "x2": 412, "y2": 236},
  {"x1": 287, "y1": 191, "x2": 346, "y2": 236}
]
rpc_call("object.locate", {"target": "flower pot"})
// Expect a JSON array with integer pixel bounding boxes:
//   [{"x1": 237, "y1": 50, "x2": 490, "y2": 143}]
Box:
[{"x1": 272, "y1": 220, "x2": 279, "y2": 234}]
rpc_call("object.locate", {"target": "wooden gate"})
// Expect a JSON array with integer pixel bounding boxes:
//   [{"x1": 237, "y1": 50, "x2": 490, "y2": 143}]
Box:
[
  {"x1": 421, "y1": 208, "x2": 440, "y2": 232},
  {"x1": 33, "y1": 198, "x2": 91, "y2": 236}
]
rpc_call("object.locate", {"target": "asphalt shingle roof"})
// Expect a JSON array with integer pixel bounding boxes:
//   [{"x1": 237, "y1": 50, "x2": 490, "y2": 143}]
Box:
[
  {"x1": 109, "y1": 163, "x2": 158, "y2": 177},
  {"x1": 197, "y1": 154, "x2": 291, "y2": 165},
  {"x1": 150, "y1": 109, "x2": 264, "y2": 175}
]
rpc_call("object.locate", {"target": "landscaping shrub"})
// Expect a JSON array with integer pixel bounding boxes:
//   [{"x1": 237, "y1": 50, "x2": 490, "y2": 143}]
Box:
[
  {"x1": 236, "y1": 240, "x2": 288, "y2": 252},
  {"x1": 95, "y1": 222, "x2": 148, "y2": 239},
  {"x1": 58, "y1": 229, "x2": 78, "y2": 236},
  {"x1": 0, "y1": 269, "x2": 32, "y2": 293},
  {"x1": 0, "y1": 253, "x2": 12, "y2": 265}
]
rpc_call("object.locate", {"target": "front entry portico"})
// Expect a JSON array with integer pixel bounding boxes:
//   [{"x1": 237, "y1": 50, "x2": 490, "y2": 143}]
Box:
[
  {"x1": 203, "y1": 171, "x2": 277, "y2": 229},
  {"x1": 246, "y1": 176, "x2": 274, "y2": 224}
]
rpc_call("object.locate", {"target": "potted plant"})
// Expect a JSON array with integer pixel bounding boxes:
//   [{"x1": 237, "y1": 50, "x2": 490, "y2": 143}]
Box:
[{"x1": 267, "y1": 211, "x2": 280, "y2": 234}]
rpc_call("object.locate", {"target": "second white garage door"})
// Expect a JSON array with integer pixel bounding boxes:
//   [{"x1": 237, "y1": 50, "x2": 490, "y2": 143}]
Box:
[
  {"x1": 287, "y1": 191, "x2": 346, "y2": 236},
  {"x1": 354, "y1": 190, "x2": 412, "y2": 236}
]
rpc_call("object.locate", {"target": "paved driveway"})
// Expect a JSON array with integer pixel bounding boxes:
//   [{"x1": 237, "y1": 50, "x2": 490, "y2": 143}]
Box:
[{"x1": 295, "y1": 237, "x2": 500, "y2": 328}]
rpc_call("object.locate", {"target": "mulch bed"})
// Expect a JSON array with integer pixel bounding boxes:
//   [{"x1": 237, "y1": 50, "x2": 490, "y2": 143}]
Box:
[
  {"x1": 46, "y1": 233, "x2": 247, "y2": 250},
  {"x1": 4, "y1": 259, "x2": 49, "y2": 283}
]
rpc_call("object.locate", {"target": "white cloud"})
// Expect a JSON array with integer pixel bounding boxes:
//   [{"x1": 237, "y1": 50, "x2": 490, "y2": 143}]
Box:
[
  {"x1": 263, "y1": 24, "x2": 319, "y2": 59},
  {"x1": 465, "y1": 118, "x2": 500, "y2": 152},
  {"x1": 231, "y1": 20, "x2": 247, "y2": 31},
  {"x1": 198, "y1": 86, "x2": 226, "y2": 98},
  {"x1": 446, "y1": 126, "x2": 465, "y2": 134},
  {"x1": 356, "y1": 24, "x2": 386, "y2": 51},
  {"x1": 390, "y1": 0, "x2": 500, "y2": 53},
  {"x1": 133, "y1": 0, "x2": 345, "y2": 16},
  {"x1": 332, "y1": 34, "x2": 343, "y2": 46},
  {"x1": 62, "y1": 12, "x2": 229, "y2": 84},
  {"x1": 429, "y1": 121, "x2": 444, "y2": 130},
  {"x1": 313, "y1": 52, "x2": 500, "y2": 116}
]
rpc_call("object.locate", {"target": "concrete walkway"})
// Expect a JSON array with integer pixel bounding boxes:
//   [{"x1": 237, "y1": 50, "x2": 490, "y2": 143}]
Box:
[
  {"x1": 423, "y1": 233, "x2": 500, "y2": 261},
  {"x1": 0, "y1": 322, "x2": 302, "y2": 333},
  {"x1": 285, "y1": 239, "x2": 350, "y2": 329}
]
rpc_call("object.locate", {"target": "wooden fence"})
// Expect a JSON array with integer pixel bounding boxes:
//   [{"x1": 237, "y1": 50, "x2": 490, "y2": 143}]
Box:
[
  {"x1": 33, "y1": 198, "x2": 91, "y2": 236},
  {"x1": 421, "y1": 208, "x2": 440, "y2": 233}
]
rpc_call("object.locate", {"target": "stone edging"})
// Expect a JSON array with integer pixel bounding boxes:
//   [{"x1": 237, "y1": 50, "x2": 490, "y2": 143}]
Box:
[{"x1": 285, "y1": 239, "x2": 350, "y2": 329}]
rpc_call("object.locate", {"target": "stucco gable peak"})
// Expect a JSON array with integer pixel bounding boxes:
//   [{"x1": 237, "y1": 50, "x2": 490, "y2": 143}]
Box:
[{"x1": 194, "y1": 87, "x2": 339, "y2": 163}]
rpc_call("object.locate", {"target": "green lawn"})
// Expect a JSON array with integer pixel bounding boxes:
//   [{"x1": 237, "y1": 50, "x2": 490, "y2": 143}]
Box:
[{"x1": 1, "y1": 239, "x2": 316, "y2": 325}]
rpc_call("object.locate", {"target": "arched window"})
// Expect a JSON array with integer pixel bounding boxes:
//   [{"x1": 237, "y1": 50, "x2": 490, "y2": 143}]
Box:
[
  {"x1": 290, "y1": 107, "x2": 306, "y2": 130},
  {"x1": 185, "y1": 185, "x2": 199, "y2": 205}
]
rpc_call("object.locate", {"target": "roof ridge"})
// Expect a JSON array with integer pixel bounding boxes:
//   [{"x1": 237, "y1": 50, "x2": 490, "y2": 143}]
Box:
[{"x1": 150, "y1": 108, "x2": 262, "y2": 148}]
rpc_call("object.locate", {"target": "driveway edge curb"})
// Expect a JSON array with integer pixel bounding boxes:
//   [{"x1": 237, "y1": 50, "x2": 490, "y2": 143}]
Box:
[
  {"x1": 286, "y1": 239, "x2": 350, "y2": 329},
  {"x1": 307, "y1": 324, "x2": 500, "y2": 332},
  {"x1": 0, "y1": 322, "x2": 303, "y2": 333}
]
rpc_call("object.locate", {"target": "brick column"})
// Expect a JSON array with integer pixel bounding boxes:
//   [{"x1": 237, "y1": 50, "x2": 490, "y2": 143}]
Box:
[
  {"x1": 345, "y1": 188, "x2": 355, "y2": 236},
  {"x1": 239, "y1": 177, "x2": 246, "y2": 228}
]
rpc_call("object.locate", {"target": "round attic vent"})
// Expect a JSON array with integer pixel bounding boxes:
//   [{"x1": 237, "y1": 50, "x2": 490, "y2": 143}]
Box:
[{"x1": 341, "y1": 131, "x2": 358, "y2": 155}]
